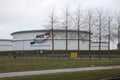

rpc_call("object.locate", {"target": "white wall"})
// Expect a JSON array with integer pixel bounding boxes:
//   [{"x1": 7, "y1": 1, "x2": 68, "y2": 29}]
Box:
[
  {"x1": 13, "y1": 39, "x2": 89, "y2": 50},
  {"x1": 12, "y1": 31, "x2": 108, "y2": 51},
  {"x1": 91, "y1": 42, "x2": 108, "y2": 50},
  {"x1": 0, "y1": 40, "x2": 13, "y2": 51},
  {"x1": 12, "y1": 31, "x2": 90, "y2": 50}
]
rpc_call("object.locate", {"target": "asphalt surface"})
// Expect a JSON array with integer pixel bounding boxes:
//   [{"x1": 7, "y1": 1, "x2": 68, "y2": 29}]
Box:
[{"x1": 0, "y1": 65, "x2": 120, "y2": 78}]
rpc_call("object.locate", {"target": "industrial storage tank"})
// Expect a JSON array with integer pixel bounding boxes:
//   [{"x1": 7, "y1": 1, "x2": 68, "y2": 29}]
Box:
[
  {"x1": 11, "y1": 29, "x2": 91, "y2": 51},
  {"x1": 0, "y1": 39, "x2": 12, "y2": 51}
]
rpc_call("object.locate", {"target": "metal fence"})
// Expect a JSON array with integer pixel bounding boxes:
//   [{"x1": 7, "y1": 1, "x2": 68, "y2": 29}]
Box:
[{"x1": 0, "y1": 50, "x2": 120, "y2": 60}]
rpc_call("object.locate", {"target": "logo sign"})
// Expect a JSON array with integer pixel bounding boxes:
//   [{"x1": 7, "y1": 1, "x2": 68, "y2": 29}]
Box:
[{"x1": 30, "y1": 32, "x2": 50, "y2": 45}]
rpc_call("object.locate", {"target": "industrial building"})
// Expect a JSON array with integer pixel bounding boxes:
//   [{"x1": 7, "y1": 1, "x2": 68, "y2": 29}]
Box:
[
  {"x1": 0, "y1": 39, "x2": 12, "y2": 51},
  {"x1": 11, "y1": 29, "x2": 91, "y2": 50},
  {"x1": 11, "y1": 29, "x2": 108, "y2": 51}
]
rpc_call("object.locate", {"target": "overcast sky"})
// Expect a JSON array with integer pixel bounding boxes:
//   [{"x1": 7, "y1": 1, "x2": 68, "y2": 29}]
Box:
[{"x1": 0, "y1": 0, "x2": 120, "y2": 39}]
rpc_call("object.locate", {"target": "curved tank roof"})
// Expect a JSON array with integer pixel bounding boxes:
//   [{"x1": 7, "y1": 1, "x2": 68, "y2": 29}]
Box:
[
  {"x1": 0, "y1": 39, "x2": 12, "y2": 41},
  {"x1": 11, "y1": 29, "x2": 91, "y2": 35}
]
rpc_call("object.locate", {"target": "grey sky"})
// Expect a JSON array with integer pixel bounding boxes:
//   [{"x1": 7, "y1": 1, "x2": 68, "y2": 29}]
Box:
[{"x1": 0, "y1": 0, "x2": 120, "y2": 39}]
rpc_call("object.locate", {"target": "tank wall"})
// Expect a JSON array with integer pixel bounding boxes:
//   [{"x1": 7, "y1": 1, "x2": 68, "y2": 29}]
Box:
[
  {"x1": 12, "y1": 31, "x2": 108, "y2": 51},
  {"x1": 12, "y1": 31, "x2": 90, "y2": 50},
  {"x1": 91, "y1": 42, "x2": 108, "y2": 50},
  {"x1": 13, "y1": 39, "x2": 89, "y2": 50},
  {"x1": 0, "y1": 41, "x2": 13, "y2": 51}
]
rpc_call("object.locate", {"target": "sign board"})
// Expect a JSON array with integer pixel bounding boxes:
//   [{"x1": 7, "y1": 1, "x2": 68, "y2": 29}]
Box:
[
  {"x1": 71, "y1": 52, "x2": 78, "y2": 58},
  {"x1": 30, "y1": 32, "x2": 51, "y2": 45}
]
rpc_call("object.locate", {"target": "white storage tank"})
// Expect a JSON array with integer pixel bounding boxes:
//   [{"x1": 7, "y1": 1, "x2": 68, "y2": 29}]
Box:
[
  {"x1": 11, "y1": 29, "x2": 91, "y2": 50},
  {"x1": 0, "y1": 39, "x2": 13, "y2": 51},
  {"x1": 91, "y1": 42, "x2": 109, "y2": 50}
]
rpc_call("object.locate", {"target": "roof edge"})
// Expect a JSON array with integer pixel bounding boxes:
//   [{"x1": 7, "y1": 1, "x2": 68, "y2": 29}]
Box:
[
  {"x1": 11, "y1": 29, "x2": 91, "y2": 35},
  {"x1": 0, "y1": 39, "x2": 12, "y2": 41}
]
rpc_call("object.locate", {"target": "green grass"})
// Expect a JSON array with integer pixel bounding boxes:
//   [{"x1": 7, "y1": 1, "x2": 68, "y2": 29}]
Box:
[
  {"x1": 0, "y1": 69, "x2": 120, "y2": 80},
  {"x1": 0, "y1": 58, "x2": 120, "y2": 73}
]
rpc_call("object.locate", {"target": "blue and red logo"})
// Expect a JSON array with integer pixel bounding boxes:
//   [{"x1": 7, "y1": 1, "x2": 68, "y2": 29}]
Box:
[{"x1": 30, "y1": 32, "x2": 50, "y2": 44}]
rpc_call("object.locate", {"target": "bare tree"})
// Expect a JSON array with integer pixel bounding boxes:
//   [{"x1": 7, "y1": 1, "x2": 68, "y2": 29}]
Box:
[
  {"x1": 61, "y1": 7, "x2": 74, "y2": 54},
  {"x1": 74, "y1": 7, "x2": 82, "y2": 53},
  {"x1": 70, "y1": 6, "x2": 83, "y2": 53},
  {"x1": 95, "y1": 10, "x2": 107, "y2": 51},
  {"x1": 48, "y1": 8, "x2": 57, "y2": 54},
  {"x1": 107, "y1": 12, "x2": 113, "y2": 51},
  {"x1": 85, "y1": 9, "x2": 95, "y2": 53},
  {"x1": 116, "y1": 11, "x2": 120, "y2": 50},
  {"x1": 101, "y1": 12, "x2": 117, "y2": 50},
  {"x1": 65, "y1": 7, "x2": 69, "y2": 54},
  {"x1": 60, "y1": 7, "x2": 70, "y2": 54}
]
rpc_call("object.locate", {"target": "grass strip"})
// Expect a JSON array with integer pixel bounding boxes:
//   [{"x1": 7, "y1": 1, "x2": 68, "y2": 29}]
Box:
[{"x1": 0, "y1": 58, "x2": 120, "y2": 73}]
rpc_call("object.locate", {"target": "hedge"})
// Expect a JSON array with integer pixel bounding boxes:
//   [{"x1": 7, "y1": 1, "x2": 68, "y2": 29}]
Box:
[{"x1": 0, "y1": 50, "x2": 120, "y2": 57}]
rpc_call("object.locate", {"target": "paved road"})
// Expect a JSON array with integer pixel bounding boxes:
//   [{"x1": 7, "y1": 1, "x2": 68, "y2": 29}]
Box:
[{"x1": 0, "y1": 65, "x2": 120, "y2": 78}]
